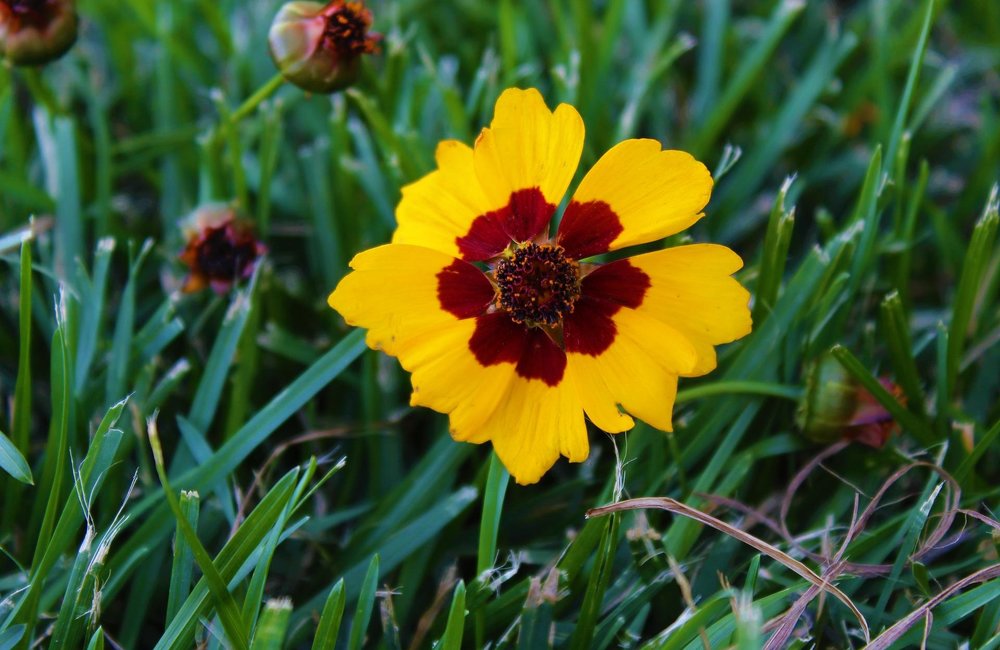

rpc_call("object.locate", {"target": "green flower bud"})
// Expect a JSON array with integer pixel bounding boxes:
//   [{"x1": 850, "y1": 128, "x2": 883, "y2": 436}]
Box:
[
  {"x1": 796, "y1": 352, "x2": 902, "y2": 448},
  {"x1": 268, "y1": 1, "x2": 380, "y2": 94},
  {"x1": 797, "y1": 353, "x2": 858, "y2": 444},
  {"x1": 0, "y1": 0, "x2": 78, "y2": 66}
]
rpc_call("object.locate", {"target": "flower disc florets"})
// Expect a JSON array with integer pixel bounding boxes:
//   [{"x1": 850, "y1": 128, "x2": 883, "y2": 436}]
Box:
[{"x1": 494, "y1": 243, "x2": 581, "y2": 327}]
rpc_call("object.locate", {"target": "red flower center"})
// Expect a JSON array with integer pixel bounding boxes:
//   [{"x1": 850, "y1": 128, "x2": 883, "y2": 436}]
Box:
[
  {"x1": 194, "y1": 224, "x2": 260, "y2": 280},
  {"x1": 2, "y1": 0, "x2": 57, "y2": 29},
  {"x1": 321, "y1": 2, "x2": 376, "y2": 55},
  {"x1": 494, "y1": 243, "x2": 581, "y2": 327}
]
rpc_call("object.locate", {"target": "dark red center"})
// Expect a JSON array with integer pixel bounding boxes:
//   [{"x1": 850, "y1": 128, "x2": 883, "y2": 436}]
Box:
[
  {"x1": 194, "y1": 224, "x2": 260, "y2": 280},
  {"x1": 493, "y1": 243, "x2": 580, "y2": 327},
  {"x1": 2, "y1": 0, "x2": 56, "y2": 28},
  {"x1": 322, "y1": 3, "x2": 375, "y2": 55}
]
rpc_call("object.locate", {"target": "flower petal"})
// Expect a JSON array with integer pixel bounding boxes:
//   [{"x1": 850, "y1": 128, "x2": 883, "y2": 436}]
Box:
[
  {"x1": 329, "y1": 244, "x2": 516, "y2": 442},
  {"x1": 473, "y1": 88, "x2": 585, "y2": 209},
  {"x1": 393, "y1": 140, "x2": 499, "y2": 258},
  {"x1": 568, "y1": 341, "x2": 679, "y2": 433},
  {"x1": 401, "y1": 318, "x2": 517, "y2": 443},
  {"x1": 564, "y1": 259, "x2": 698, "y2": 432},
  {"x1": 328, "y1": 243, "x2": 493, "y2": 357},
  {"x1": 627, "y1": 244, "x2": 752, "y2": 376},
  {"x1": 558, "y1": 139, "x2": 713, "y2": 259},
  {"x1": 482, "y1": 376, "x2": 588, "y2": 485}
]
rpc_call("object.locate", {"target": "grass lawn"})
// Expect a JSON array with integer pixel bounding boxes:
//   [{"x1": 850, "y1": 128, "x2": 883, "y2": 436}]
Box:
[{"x1": 1, "y1": 0, "x2": 998, "y2": 647}]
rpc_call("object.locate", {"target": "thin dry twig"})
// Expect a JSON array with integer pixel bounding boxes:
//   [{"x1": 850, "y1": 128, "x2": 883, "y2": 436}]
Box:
[
  {"x1": 587, "y1": 496, "x2": 871, "y2": 643},
  {"x1": 862, "y1": 564, "x2": 1000, "y2": 649}
]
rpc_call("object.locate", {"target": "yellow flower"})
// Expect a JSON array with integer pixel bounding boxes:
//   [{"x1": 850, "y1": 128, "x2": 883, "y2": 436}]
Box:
[{"x1": 329, "y1": 88, "x2": 752, "y2": 484}]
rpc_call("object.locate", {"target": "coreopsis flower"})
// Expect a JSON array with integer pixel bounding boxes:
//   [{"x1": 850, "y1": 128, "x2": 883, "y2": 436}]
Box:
[
  {"x1": 329, "y1": 88, "x2": 752, "y2": 484},
  {"x1": 268, "y1": 0, "x2": 380, "y2": 94},
  {"x1": 0, "y1": 0, "x2": 77, "y2": 66},
  {"x1": 796, "y1": 353, "x2": 903, "y2": 448},
  {"x1": 179, "y1": 204, "x2": 266, "y2": 294}
]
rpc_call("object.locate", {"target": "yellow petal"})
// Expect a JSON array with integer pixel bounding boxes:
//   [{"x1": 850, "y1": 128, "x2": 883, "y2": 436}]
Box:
[
  {"x1": 328, "y1": 243, "x2": 492, "y2": 356},
  {"x1": 392, "y1": 140, "x2": 500, "y2": 258},
  {"x1": 629, "y1": 244, "x2": 752, "y2": 376},
  {"x1": 483, "y1": 376, "x2": 588, "y2": 485},
  {"x1": 568, "y1": 307, "x2": 691, "y2": 432},
  {"x1": 473, "y1": 88, "x2": 585, "y2": 208},
  {"x1": 401, "y1": 318, "x2": 516, "y2": 444},
  {"x1": 559, "y1": 139, "x2": 713, "y2": 257}
]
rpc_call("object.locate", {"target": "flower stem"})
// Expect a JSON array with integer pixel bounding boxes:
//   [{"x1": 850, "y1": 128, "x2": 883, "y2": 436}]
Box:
[
  {"x1": 22, "y1": 69, "x2": 63, "y2": 116},
  {"x1": 229, "y1": 73, "x2": 285, "y2": 124},
  {"x1": 476, "y1": 452, "x2": 509, "y2": 649}
]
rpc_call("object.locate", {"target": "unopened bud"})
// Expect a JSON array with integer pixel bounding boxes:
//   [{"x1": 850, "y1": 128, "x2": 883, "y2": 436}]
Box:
[
  {"x1": 0, "y1": 0, "x2": 78, "y2": 66},
  {"x1": 178, "y1": 204, "x2": 266, "y2": 295},
  {"x1": 268, "y1": 1, "x2": 380, "y2": 94},
  {"x1": 796, "y1": 352, "x2": 903, "y2": 448}
]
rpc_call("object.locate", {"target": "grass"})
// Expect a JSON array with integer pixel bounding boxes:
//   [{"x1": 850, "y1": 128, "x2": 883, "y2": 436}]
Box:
[{"x1": 1, "y1": 0, "x2": 999, "y2": 647}]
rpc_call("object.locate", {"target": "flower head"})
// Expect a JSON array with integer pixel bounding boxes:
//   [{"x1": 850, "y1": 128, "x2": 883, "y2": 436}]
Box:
[
  {"x1": 179, "y1": 204, "x2": 266, "y2": 294},
  {"x1": 796, "y1": 353, "x2": 903, "y2": 448},
  {"x1": 0, "y1": 0, "x2": 77, "y2": 66},
  {"x1": 268, "y1": 0, "x2": 380, "y2": 94},
  {"x1": 328, "y1": 88, "x2": 752, "y2": 484}
]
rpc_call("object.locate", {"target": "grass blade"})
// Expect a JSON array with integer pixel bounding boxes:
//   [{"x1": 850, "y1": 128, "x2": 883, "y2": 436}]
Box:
[
  {"x1": 348, "y1": 555, "x2": 380, "y2": 650},
  {"x1": 0, "y1": 430, "x2": 32, "y2": 484},
  {"x1": 249, "y1": 598, "x2": 293, "y2": 650},
  {"x1": 311, "y1": 579, "x2": 346, "y2": 650},
  {"x1": 147, "y1": 416, "x2": 250, "y2": 650},
  {"x1": 166, "y1": 490, "x2": 201, "y2": 624},
  {"x1": 439, "y1": 580, "x2": 467, "y2": 650}
]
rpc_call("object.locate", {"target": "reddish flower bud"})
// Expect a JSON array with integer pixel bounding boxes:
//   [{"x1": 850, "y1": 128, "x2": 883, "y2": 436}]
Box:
[
  {"x1": 268, "y1": 1, "x2": 380, "y2": 94},
  {"x1": 179, "y1": 205, "x2": 266, "y2": 295},
  {"x1": 0, "y1": 0, "x2": 77, "y2": 66},
  {"x1": 796, "y1": 353, "x2": 905, "y2": 448}
]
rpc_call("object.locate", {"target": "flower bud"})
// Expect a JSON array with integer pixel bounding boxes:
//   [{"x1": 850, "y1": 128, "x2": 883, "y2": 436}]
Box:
[
  {"x1": 796, "y1": 352, "x2": 903, "y2": 448},
  {"x1": 268, "y1": 1, "x2": 380, "y2": 94},
  {"x1": 179, "y1": 204, "x2": 266, "y2": 294},
  {"x1": 0, "y1": 0, "x2": 78, "y2": 66}
]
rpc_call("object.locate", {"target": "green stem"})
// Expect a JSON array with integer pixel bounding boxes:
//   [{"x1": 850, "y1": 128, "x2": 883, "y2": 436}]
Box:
[
  {"x1": 675, "y1": 381, "x2": 803, "y2": 404},
  {"x1": 475, "y1": 452, "x2": 509, "y2": 649},
  {"x1": 229, "y1": 73, "x2": 285, "y2": 124},
  {"x1": 21, "y1": 68, "x2": 63, "y2": 116}
]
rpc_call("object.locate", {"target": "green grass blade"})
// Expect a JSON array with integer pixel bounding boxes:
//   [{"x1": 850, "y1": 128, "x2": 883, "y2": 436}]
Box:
[
  {"x1": 3, "y1": 239, "x2": 34, "y2": 525},
  {"x1": 27, "y1": 317, "x2": 70, "y2": 567},
  {"x1": 0, "y1": 625, "x2": 25, "y2": 650},
  {"x1": 249, "y1": 598, "x2": 293, "y2": 650},
  {"x1": 166, "y1": 490, "x2": 201, "y2": 624},
  {"x1": 74, "y1": 238, "x2": 114, "y2": 393},
  {"x1": 0, "y1": 430, "x2": 32, "y2": 484},
  {"x1": 105, "y1": 330, "x2": 365, "y2": 606},
  {"x1": 106, "y1": 239, "x2": 153, "y2": 405},
  {"x1": 885, "y1": 0, "x2": 935, "y2": 166},
  {"x1": 879, "y1": 291, "x2": 927, "y2": 413},
  {"x1": 85, "y1": 628, "x2": 104, "y2": 650},
  {"x1": 148, "y1": 417, "x2": 250, "y2": 650},
  {"x1": 152, "y1": 468, "x2": 301, "y2": 650},
  {"x1": 830, "y1": 344, "x2": 936, "y2": 444},
  {"x1": 311, "y1": 579, "x2": 346, "y2": 650},
  {"x1": 188, "y1": 272, "x2": 257, "y2": 433},
  {"x1": 568, "y1": 514, "x2": 619, "y2": 650},
  {"x1": 348, "y1": 555, "x2": 380, "y2": 650},
  {"x1": 439, "y1": 580, "x2": 467, "y2": 650},
  {"x1": 947, "y1": 187, "x2": 998, "y2": 394},
  {"x1": 688, "y1": 0, "x2": 805, "y2": 155}
]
